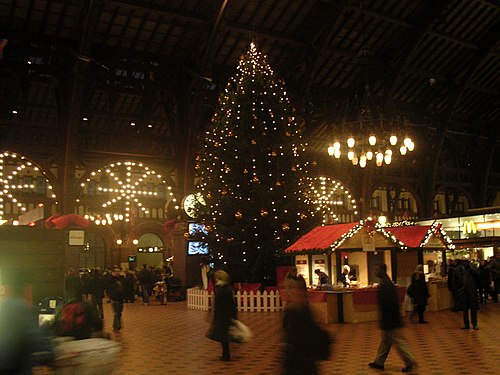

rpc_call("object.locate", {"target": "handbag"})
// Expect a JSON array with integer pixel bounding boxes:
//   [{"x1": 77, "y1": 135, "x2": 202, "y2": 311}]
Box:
[
  {"x1": 406, "y1": 283, "x2": 416, "y2": 298},
  {"x1": 228, "y1": 319, "x2": 253, "y2": 343},
  {"x1": 205, "y1": 323, "x2": 220, "y2": 342}
]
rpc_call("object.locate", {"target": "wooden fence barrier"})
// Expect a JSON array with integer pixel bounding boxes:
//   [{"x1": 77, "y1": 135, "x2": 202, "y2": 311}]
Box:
[{"x1": 187, "y1": 287, "x2": 283, "y2": 312}]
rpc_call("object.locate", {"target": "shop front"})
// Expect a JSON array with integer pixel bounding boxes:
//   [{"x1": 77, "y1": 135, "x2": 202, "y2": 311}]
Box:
[{"x1": 284, "y1": 219, "x2": 454, "y2": 323}]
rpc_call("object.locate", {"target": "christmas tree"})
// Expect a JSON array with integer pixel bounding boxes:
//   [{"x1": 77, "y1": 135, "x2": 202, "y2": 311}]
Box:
[{"x1": 195, "y1": 43, "x2": 321, "y2": 283}]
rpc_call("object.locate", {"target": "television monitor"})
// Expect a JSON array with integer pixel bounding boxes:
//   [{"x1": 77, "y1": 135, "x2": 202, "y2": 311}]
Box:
[
  {"x1": 187, "y1": 241, "x2": 209, "y2": 255},
  {"x1": 188, "y1": 222, "x2": 208, "y2": 236}
]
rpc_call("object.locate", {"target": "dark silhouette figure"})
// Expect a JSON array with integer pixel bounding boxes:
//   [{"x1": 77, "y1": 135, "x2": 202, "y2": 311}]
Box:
[
  {"x1": 454, "y1": 260, "x2": 479, "y2": 330},
  {"x1": 408, "y1": 265, "x2": 430, "y2": 324},
  {"x1": 369, "y1": 263, "x2": 417, "y2": 373},
  {"x1": 210, "y1": 270, "x2": 237, "y2": 361}
]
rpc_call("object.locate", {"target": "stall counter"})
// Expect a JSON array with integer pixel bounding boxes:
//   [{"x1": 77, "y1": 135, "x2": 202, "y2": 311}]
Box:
[
  {"x1": 308, "y1": 287, "x2": 407, "y2": 324},
  {"x1": 427, "y1": 281, "x2": 451, "y2": 311}
]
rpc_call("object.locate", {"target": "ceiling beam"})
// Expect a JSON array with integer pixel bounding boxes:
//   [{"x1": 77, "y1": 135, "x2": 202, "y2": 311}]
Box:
[
  {"x1": 385, "y1": 0, "x2": 455, "y2": 99},
  {"x1": 103, "y1": 0, "x2": 206, "y2": 25}
]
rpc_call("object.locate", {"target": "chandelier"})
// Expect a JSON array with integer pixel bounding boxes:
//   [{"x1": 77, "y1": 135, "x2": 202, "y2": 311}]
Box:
[
  {"x1": 327, "y1": 117, "x2": 415, "y2": 168},
  {"x1": 327, "y1": 37, "x2": 415, "y2": 168}
]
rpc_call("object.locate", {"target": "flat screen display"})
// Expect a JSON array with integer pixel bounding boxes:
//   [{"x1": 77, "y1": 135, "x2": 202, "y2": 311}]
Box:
[
  {"x1": 187, "y1": 241, "x2": 209, "y2": 255},
  {"x1": 188, "y1": 222, "x2": 208, "y2": 236}
]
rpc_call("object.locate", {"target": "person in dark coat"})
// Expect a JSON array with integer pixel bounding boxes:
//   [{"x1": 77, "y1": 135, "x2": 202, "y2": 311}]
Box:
[
  {"x1": 106, "y1": 266, "x2": 125, "y2": 332},
  {"x1": 478, "y1": 260, "x2": 491, "y2": 304},
  {"x1": 138, "y1": 264, "x2": 153, "y2": 305},
  {"x1": 64, "y1": 267, "x2": 82, "y2": 301},
  {"x1": 408, "y1": 265, "x2": 430, "y2": 323},
  {"x1": 283, "y1": 267, "x2": 320, "y2": 375},
  {"x1": 210, "y1": 270, "x2": 236, "y2": 361},
  {"x1": 369, "y1": 263, "x2": 417, "y2": 373},
  {"x1": 447, "y1": 259, "x2": 461, "y2": 311},
  {"x1": 454, "y1": 260, "x2": 479, "y2": 330},
  {"x1": 88, "y1": 268, "x2": 106, "y2": 320}
]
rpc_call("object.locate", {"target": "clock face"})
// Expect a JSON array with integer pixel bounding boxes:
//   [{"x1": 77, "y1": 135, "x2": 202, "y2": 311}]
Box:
[{"x1": 182, "y1": 193, "x2": 206, "y2": 218}]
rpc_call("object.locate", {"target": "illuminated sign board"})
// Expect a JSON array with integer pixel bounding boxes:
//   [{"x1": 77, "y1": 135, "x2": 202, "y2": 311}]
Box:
[
  {"x1": 462, "y1": 220, "x2": 500, "y2": 234},
  {"x1": 462, "y1": 220, "x2": 477, "y2": 234}
]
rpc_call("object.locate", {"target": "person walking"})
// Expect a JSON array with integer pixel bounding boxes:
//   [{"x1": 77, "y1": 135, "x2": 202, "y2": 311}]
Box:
[
  {"x1": 138, "y1": 264, "x2": 153, "y2": 305},
  {"x1": 369, "y1": 263, "x2": 417, "y2": 373},
  {"x1": 209, "y1": 270, "x2": 236, "y2": 361},
  {"x1": 0, "y1": 271, "x2": 54, "y2": 373},
  {"x1": 106, "y1": 266, "x2": 125, "y2": 332},
  {"x1": 88, "y1": 268, "x2": 106, "y2": 320},
  {"x1": 283, "y1": 267, "x2": 323, "y2": 375},
  {"x1": 407, "y1": 265, "x2": 430, "y2": 324}
]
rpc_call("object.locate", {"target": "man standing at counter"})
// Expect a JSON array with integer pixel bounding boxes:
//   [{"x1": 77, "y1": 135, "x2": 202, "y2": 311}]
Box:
[{"x1": 369, "y1": 263, "x2": 417, "y2": 373}]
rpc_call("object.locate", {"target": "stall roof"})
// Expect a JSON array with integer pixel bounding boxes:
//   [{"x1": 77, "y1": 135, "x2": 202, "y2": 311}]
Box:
[
  {"x1": 378, "y1": 222, "x2": 453, "y2": 250},
  {"x1": 284, "y1": 221, "x2": 454, "y2": 254},
  {"x1": 284, "y1": 222, "x2": 360, "y2": 253}
]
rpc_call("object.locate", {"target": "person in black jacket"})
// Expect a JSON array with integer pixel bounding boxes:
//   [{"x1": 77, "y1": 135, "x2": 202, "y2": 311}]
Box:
[
  {"x1": 283, "y1": 267, "x2": 323, "y2": 375},
  {"x1": 210, "y1": 270, "x2": 236, "y2": 361},
  {"x1": 454, "y1": 260, "x2": 479, "y2": 330},
  {"x1": 369, "y1": 263, "x2": 417, "y2": 373},
  {"x1": 408, "y1": 265, "x2": 430, "y2": 323},
  {"x1": 106, "y1": 266, "x2": 125, "y2": 332},
  {"x1": 88, "y1": 268, "x2": 106, "y2": 320}
]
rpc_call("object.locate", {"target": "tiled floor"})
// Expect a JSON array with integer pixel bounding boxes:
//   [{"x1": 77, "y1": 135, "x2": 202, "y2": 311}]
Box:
[{"x1": 99, "y1": 300, "x2": 500, "y2": 375}]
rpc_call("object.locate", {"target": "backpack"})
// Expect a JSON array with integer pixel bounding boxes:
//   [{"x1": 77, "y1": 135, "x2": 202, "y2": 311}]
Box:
[{"x1": 58, "y1": 302, "x2": 87, "y2": 335}]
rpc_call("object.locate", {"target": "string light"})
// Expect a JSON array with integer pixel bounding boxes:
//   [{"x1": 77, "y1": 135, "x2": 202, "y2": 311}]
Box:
[
  {"x1": 196, "y1": 43, "x2": 321, "y2": 266},
  {"x1": 0, "y1": 151, "x2": 57, "y2": 221},
  {"x1": 79, "y1": 161, "x2": 177, "y2": 225}
]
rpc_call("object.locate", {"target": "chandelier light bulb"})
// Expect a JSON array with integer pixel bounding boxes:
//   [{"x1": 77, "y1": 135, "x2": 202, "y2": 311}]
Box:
[
  {"x1": 384, "y1": 154, "x2": 392, "y2": 164},
  {"x1": 347, "y1": 150, "x2": 355, "y2": 160},
  {"x1": 366, "y1": 150, "x2": 373, "y2": 160},
  {"x1": 389, "y1": 135, "x2": 398, "y2": 146},
  {"x1": 404, "y1": 137, "x2": 412, "y2": 148},
  {"x1": 333, "y1": 141, "x2": 341, "y2": 150},
  {"x1": 376, "y1": 152, "x2": 384, "y2": 164},
  {"x1": 359, "y1": 158, "x2": 367, "y2": 168},
  {"x1": 400, "y1": 145, "x2": 407, "y2": 155},
  {"x1": 352, "y1": 156, "x2": 359, "y2": 165},
  {"x1": 368, "y1": 135, "x2": 377, "y2": 146},
  {"x1": 328, "y1": 146, "x2": 334, "y2": 156},
  {"x1": 347, "y1": 137, "x2": 355, "y2": 148},
  {"x1": 385, "y1": 149, "x2": 392, "y2": 156},
  {"x1": 408, "y1": 140, "x2": 415, "y2": 152},
  {"x1": 334, "y1": 149, "x2": 341, "y2": 158}
]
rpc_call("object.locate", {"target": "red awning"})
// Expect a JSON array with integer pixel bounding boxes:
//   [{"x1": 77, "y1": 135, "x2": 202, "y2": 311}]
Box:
[
  {"x1": 45, "y1": 213, "x2": 89, "y2": 229},
  {"x1": 285, "y1": 222, "x2": 360, "y2": 253},
  {"x1": 380, "y1": 225, "x2": 435, "y2": 248}
]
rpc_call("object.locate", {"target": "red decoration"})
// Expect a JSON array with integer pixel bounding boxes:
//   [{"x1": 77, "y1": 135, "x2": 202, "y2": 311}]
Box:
[
  {"x1": 285, "y1": 222, "x2": 360, "y2": 253},
  {"x1": 45, "y1": 214, "x2": 89, "y2": 229},
  {"x1": 162, "y1": 219, "x2": 178, "y2": 232}
]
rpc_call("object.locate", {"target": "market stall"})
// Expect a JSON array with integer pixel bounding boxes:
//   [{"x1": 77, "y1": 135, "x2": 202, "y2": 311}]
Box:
[{"x1": 284, "y1": 219, "x2": 454, "y2": 322}]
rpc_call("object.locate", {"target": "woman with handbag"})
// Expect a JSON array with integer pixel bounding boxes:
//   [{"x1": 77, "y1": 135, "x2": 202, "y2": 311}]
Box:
[{"x1": 207, "y1": 270, "x2": 237, "y2": 361}]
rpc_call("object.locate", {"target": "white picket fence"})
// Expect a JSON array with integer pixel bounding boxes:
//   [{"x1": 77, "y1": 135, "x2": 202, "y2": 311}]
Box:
[{"x1": 187, "y1": 287, "x2": 283, "y2": 312}]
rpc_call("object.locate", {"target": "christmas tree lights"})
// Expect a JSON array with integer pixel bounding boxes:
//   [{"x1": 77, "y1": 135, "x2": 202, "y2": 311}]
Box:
[{"x1": 195, "y1": 43, "x2": 321, "y2": 282}]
